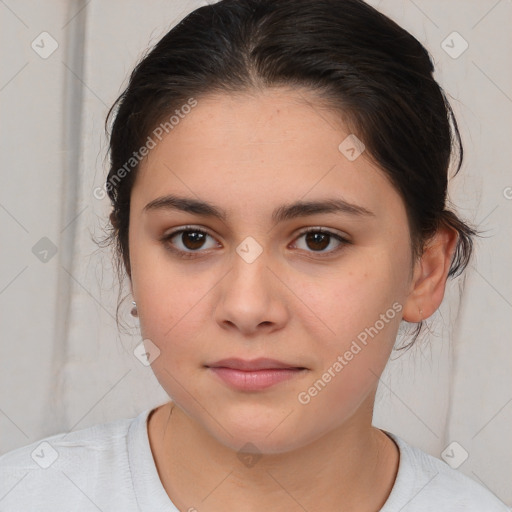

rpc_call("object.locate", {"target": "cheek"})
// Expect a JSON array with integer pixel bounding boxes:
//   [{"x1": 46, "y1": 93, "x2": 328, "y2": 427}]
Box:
[
  {"x1": 295, "y1": 272, "x2": 401, "y2": 423},
  {"x1": 133, "y1": 261, "x2": 215, "y2": 364},
  {"x1": 293, "y1": 253, "x2": 404, "y2": 392},
  {"x1": 302, "y1": 256, "x2": 403, "y2": 347}
]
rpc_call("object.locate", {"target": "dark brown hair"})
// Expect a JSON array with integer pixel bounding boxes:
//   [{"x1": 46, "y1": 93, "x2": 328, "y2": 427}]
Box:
[{"x1": 99, "y1": 0, "x2": 479, "y2": 347}]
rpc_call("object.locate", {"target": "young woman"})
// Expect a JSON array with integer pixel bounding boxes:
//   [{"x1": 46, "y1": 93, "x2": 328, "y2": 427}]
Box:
[{"x1": 0, "y1": 0, "x2": 508, "y2": 510}]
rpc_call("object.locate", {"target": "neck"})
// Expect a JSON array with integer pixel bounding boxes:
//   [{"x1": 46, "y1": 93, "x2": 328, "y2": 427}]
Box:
[{"x1": 148, "y1": 401, "x2": 399, "y2": 512}]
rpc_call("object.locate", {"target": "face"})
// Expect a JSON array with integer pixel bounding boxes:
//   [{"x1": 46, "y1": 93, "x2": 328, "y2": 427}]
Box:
[{"x1": 128, "y1": 87, "x2": 415, "y2": 454}]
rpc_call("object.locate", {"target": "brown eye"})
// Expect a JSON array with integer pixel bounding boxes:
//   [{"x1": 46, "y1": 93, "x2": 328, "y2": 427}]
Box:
[
  {"x1": 178, "y1": 230, "x2": 207, "y2": 250},
  {"x1": 293, "y1": 228, "x2": 349, "y2": 255},
  {"x1": 304, "y1": 231, "x2": 330, "y2": 251},
  {"x1": 161, "y1": 227, "x2": 219, "y2": 257}
]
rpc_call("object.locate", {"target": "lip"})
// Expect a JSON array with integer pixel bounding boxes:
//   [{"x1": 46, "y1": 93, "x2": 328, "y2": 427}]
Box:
[
  {"x1": 205, "y1": 358, "x2": 308, "y2": 391},
  {"x1": 206, "y1": 357, "x2": 306, "y2": 371}
]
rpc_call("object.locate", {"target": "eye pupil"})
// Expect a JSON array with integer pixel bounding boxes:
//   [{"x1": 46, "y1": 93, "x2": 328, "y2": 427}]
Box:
[
  {"x1": 305, "y1": 232, "x2": 330, "y2": 251},
  {"x1": 183, "y1": 231, "x2": 206, "y2": 250}
]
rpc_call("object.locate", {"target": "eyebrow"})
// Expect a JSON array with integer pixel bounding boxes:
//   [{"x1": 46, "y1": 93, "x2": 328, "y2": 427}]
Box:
[{"x1": 143, "y1": 194, "x2": 375, "y2": 223}]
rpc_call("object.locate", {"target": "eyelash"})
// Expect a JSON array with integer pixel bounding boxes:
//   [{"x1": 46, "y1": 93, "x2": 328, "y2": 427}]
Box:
[{"x1": 159, "y1": 225, "x2": 351, "y2": 260}]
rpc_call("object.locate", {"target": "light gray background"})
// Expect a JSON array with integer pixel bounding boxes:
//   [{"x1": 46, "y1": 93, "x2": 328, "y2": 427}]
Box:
[{"x1": 1, "y1": 0, "x2": 511, "y2": 505}]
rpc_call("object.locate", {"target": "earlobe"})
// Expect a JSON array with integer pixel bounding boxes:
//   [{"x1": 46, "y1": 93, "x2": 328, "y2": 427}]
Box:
[{"x1": 402, "y1": 227, "x2": 458, "y2": 322}]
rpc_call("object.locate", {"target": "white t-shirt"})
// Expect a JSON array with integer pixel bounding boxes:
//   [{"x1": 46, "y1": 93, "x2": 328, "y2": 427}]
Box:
[{"x1": 0, "y1": 407, "x2": 509, "y2": 511}]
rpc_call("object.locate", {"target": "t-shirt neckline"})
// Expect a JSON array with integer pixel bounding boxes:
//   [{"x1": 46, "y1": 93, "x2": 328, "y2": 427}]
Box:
[
  {"x1": 127, "y1": 407, "x2": 411, "y2": 511},
  {"x1": 127, "y1": 407, "x2": 179, "y2": 511}
]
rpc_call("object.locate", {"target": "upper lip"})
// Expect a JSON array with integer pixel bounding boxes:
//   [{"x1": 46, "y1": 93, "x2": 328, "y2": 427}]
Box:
[{"x1": 206, "y1": 358, "x2": 306, "y2": 371}]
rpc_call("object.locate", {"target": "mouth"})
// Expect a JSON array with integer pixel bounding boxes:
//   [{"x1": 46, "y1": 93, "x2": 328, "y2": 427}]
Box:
[{"x1": 205, "y1": 358, "x2": 308, "y2": 391}]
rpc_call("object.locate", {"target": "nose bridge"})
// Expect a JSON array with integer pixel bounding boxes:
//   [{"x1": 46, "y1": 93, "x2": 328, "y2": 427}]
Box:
[
  {"x1": 215, "y1": 235, "x2": 287, "y2": 333},
  {"x1": 230, "y1": 236, "x2": 273, "y2": 298}
]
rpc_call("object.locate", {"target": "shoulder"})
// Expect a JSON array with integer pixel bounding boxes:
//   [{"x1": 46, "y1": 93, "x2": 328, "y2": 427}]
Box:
[
  {"x1": 381, "y1": 431, "x2": 510, "y2": 512},
  {"x1": 0, "y1": 411, "x2": 148, "y2": 511},
  {"x1": 0, "y1": 414, "x2": 133, "y2": 468}
]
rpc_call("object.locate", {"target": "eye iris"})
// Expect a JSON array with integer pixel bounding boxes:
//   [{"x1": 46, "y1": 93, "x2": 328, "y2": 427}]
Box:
[
  {"x1": 182, "y1": 231, "x2": 206, "y2": 250},
  {"x1": 305, "y1": 232, "x2": 330, "y2": 251}
]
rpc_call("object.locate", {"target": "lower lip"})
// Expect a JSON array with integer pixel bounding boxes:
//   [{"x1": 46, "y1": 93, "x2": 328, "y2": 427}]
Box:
[{"x1": 208, "y1": 367, "x2": 306, "y2": 391}]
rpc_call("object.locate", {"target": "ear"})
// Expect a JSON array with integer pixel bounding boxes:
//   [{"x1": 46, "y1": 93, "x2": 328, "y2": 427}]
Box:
[{"x1": 402, "y1": 226, "x2": 458, "y2": 322}]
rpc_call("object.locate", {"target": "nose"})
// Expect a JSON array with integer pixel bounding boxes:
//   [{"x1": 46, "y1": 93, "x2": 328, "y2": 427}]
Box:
[{"x1": 214, "y1": 249, "x2": 289, "y2": 337}]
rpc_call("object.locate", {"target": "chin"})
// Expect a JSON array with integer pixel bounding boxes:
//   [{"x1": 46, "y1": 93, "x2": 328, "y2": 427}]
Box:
[{"x1": 201, "y1": 405, "x2": 322, "y2": 456}]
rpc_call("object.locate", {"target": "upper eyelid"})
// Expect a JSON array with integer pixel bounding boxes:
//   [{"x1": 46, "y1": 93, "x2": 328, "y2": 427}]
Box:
[
  {"x1": 164, "y1": 225, "x2": 217, "y2": 242},
  {"x1": 164, "y1": 225, "x2": 348, "y2": 240}
]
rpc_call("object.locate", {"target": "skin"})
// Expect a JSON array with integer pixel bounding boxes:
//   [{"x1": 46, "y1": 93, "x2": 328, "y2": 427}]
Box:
[{"x1": 127, "y1": 87, "x2": 458, "y2": 511}]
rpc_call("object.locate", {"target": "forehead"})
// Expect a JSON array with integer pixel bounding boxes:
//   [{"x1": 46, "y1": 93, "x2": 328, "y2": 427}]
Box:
[{"x1": 131, "y1": 88, "x2": 404, "y2": 224}]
